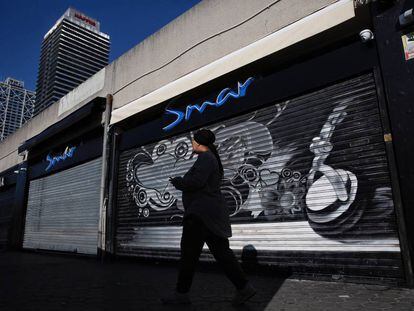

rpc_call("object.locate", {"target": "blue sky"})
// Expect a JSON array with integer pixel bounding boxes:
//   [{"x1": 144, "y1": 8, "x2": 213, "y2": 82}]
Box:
[{"x1": 0, "y1": 0, "x2": 201, "y2": 91}]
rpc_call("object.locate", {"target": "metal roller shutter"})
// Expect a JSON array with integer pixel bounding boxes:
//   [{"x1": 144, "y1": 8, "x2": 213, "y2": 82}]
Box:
[
  {"x1": 116, "y1": 73, "x2": 403, "y2": 280},
  {"x1": 0, "y1": 186, "x2": 15, "y2": 250},
  {"x1": 23, "y1": 157, "x2": 102, "y2": 255}
]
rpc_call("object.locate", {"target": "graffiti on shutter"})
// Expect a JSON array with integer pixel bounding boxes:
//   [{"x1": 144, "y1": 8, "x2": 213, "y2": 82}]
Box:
[{"x1": 117, "y1": 73, "x2": 398, "y2": 249}]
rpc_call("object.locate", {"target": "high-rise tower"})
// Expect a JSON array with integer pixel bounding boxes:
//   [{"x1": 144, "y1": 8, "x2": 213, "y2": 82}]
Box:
[
  {"x1": 0, "y1": 78, "x2": 35, "y2": 140},
  {"x1": 34, "y1": 8, "x2": 110, "y2": 116}
]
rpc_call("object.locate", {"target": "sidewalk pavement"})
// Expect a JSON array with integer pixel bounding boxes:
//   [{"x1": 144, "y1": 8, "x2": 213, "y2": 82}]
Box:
[{"x1": 0, "y1": 251, "x2": 413, "y2": 311}]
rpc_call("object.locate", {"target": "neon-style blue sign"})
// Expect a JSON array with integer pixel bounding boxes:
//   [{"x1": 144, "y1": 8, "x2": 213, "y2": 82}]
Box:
[
  {"x1": 163, "y1": 77, "x2": 254, "y2": 131},
  {"x1": 45, "y1": 146, "x2": 76, "y2": 171}
]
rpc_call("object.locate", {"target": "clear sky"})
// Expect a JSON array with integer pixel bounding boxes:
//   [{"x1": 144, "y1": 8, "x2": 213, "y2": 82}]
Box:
[{"x1": 0, "y1": 0, "x2": 201, "y2": 91}]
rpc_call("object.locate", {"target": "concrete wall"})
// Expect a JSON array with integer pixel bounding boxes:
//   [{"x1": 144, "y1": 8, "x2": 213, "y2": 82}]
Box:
[
  {"x1": 0, "y1": 71, "x2": 107, "y2": 172},
  {"x1": 0, "y1": 104, "x2": 58, "y2": 172},
  {"x1": 0, "y1": 0, "x2": 338, "y2": 173},
  {"x1": 106, "y1": 0, "x2": 337, "y2": 109}
]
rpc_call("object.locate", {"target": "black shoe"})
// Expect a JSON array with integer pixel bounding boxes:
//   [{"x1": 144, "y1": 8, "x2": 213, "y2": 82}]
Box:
[
  {"x1": 161, "y1": 291, "x2": 191, "y2": 305},
  {"x1": 232, "y1": 283, "x2": 256, "y2": 306}
]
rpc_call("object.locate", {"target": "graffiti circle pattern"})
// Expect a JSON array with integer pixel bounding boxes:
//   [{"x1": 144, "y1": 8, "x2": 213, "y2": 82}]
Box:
[{"x1": 134, "y1": 186, "x2": 148, "y2": 208}]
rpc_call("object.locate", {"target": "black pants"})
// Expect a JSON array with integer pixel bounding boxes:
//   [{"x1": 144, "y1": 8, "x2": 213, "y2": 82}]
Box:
[{"x1": 176, "y1": 216, "x2": 248, "y2": 293}]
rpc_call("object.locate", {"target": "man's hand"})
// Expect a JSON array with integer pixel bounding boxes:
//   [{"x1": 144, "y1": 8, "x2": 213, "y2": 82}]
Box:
[{"x1": 169, "y1": 177, "x2": 180, "y2": 188}]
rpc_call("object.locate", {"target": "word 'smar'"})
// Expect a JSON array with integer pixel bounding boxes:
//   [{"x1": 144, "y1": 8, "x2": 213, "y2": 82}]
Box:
[
  {"x1": 45, "y1": 146, "x2": 76, "y2": 171},
  {"x1": 163, "y1": 77, "x2": 254, "y2": 131}
]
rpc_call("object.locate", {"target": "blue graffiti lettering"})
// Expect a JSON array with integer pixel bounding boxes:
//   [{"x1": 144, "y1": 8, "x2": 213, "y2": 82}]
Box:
[
  {"x1": 164, "y1": 109, "x2": 185, "y2": 130},
  {"x1": 163, "y1": 77, "x2": 254, "y2": 131},
  {"x1": 45, "y1": 146, "x2": 76, "y2": 171}
]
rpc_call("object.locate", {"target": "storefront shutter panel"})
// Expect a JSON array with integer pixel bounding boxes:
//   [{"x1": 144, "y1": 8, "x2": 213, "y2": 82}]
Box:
[
  {"x1": 23, "y1": 157, "x2": 102, "y2": 255},
  {"x1": 116, "y1": 73, "x2": 403, "y2": 281}
]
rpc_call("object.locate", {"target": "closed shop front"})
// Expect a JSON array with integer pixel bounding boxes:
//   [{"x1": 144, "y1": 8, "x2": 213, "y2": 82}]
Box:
[
  {"x1": 23, "y1": 157, "x2": 102, "y2": 254},
  {"x1": 19, "y1": 98, "x2": 106, "y2": 255},
  {"x1": 108, "y1": 2, "x2": 413, "y2": 285},
  {"x1": 109, "y1": 14, "x2": 414, "y2": 282},
  {"x1": 114, "y1": 69, "x2": 404, "y2": 282}
]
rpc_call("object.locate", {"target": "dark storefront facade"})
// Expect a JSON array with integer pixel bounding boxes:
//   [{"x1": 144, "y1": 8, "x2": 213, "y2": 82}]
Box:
[
  {"x1": 114, "y1": 73, "x2": 405, "y2": 283},
  {"x1": 109, "y1": 3, "x2": 414, "y2": 286},
  {"x1": 17, "y1": 99, "x2": 106, "y2": 255}
]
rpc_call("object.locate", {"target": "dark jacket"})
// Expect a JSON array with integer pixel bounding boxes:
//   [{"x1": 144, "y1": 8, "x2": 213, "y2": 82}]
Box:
[{"x1": 171, "y1": 150, "x2": 232, "y2": 238}]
